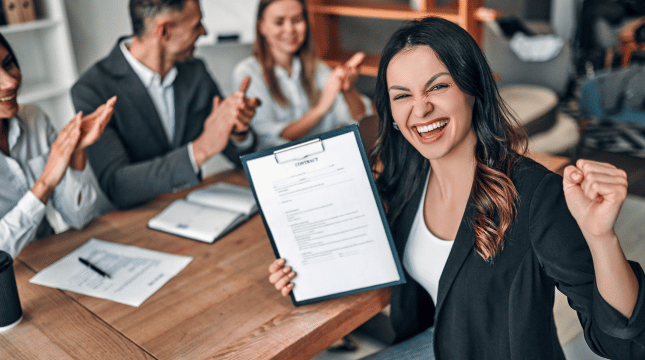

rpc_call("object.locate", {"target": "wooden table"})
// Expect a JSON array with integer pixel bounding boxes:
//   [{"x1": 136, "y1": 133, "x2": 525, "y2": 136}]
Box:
[
  {"x1": 1, "y1": 153, "x2": 569, "y2": 359},
  {"x1": 3, "y1": 170, "x2": 390, "y2": 360},
  {"x1": 0, "y1": 261, "x2": 154, "y2": 360}
]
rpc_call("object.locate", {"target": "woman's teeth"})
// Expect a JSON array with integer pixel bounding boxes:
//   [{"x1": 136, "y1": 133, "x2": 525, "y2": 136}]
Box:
[
  {"x1": 417, "y1": 120, "x2": 448, "y2": 134},
  {"x1": 0, "y1": 95, "x2": 15, "y2": 102}
]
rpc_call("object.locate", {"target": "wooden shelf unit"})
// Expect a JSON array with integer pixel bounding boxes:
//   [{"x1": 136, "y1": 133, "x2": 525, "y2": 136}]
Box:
[{"x1": 307, "y1": 0, "x2": 483, "y2": 77}]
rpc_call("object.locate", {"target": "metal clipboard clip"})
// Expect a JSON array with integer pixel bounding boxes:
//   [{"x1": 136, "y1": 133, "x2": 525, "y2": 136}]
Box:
[{"x1": 273, "y1": 138, "x2": 324, "y2": 163}]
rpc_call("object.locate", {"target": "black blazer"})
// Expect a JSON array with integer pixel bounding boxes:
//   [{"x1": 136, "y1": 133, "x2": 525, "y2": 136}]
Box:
[
  {"x1": 71, "y1": 39, "x2": 256, "y2": 209},
  {"x1": 389, "y1": 157, "x2": 645, "y2": 359}
]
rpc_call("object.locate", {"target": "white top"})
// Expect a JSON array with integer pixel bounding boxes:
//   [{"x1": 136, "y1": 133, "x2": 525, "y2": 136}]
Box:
[
  {"x1": 232, "y1": 56, "x2": 372, "y2": 150},
  {"x1": 403, "y1": 172, "x2": 454, "y2": 305},
  {"x1": 0, "y1": 105, "x2": 106, "y2": 258}
]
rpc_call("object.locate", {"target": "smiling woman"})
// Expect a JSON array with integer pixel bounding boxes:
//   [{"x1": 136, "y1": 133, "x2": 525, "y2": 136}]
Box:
[
  {"x1": 0, "y1": 33, "x2": 116, "y2": 258},
  {"x1": 232, "y1": 0, "x2": 373, "y2": 150},
  {"x1": 269, "y1": 17, "x2": 645, "y2": 360},
  {"x1": 386, "y1": 48, "x2": 477, "y2": 174}
]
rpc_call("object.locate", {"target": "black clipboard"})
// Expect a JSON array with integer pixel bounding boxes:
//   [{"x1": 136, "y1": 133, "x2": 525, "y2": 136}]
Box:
[{"x1": 241, "y1": 125, "x2": 405, "y2": 306}]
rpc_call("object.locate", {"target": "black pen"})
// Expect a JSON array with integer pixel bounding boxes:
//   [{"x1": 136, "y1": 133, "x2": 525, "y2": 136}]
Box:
[{"x1": 78, "y1": 257, "x2": 111, "y2": 279}]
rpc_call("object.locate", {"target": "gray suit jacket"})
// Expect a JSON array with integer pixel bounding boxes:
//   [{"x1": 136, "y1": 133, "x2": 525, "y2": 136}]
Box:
[{"x1": 72, "y1": 39, "x2": 255, "y2": 209}]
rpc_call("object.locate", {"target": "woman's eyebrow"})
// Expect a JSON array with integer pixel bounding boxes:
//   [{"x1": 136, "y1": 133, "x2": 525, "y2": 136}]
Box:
[
  {"x1": 388, "y1": 72, "x2": 450, "y2": 91},
  {"x1": 423, "y1": 72, "x2": 450, "y2": 88}
]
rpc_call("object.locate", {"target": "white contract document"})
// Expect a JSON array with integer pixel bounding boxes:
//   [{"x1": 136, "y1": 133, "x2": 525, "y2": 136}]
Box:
[
  {"x1": 242, "y1": 125, "x2": 405, "y2": 305},
  {"x1": 29, "y1": 239, "x2": 192, "y2": 306}
]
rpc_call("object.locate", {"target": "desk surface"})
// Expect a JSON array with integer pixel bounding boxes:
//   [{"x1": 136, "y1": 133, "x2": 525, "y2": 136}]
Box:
[
  {"x1": 2, "y1": 153, "x2": 569, "y2": 359},
  {"x1": 5, "y1": 170, "x2": 389, "y2": 360},
  {"x1": 0, "y1": 261, "x2": 154, "y2": 360}
]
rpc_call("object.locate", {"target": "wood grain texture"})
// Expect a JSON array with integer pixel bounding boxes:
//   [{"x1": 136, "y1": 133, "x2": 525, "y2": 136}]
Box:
[
  {"x1": 16, "y1": 169, "x2": 390, "y2": 360},
  {"x1": 0, "y1": 261, "x2": 154, "y2": 360}
]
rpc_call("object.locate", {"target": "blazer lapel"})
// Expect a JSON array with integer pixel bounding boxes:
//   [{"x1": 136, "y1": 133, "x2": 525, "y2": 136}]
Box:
[
  {"x1": 105, "y1": 40, "x2": 171, "y2": 149},
  {"x1": 434, "y1": 197, "x2": 476, "y2": 315}
]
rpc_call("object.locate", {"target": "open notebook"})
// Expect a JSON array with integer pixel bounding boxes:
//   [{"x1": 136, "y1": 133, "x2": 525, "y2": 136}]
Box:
[{"x1": 148, "y1": 183, "x2": 258, "y2": 243}]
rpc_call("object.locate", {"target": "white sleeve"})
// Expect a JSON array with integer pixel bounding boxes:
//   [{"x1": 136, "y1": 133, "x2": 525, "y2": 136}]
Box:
[
  {"x1": 0, "y1": 191, "x2": 47, "y2": 258},
  {"x1": 233, "y1": 60, "x2": 288, "y2": 150},
  {"x1": 50, "y1": 164, "x2": 101, "y2": 230}
]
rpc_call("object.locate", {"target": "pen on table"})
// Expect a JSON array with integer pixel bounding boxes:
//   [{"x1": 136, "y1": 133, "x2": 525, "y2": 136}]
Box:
[{"x1": 78, "y1": 257, "x2": 111, "y2": 279}]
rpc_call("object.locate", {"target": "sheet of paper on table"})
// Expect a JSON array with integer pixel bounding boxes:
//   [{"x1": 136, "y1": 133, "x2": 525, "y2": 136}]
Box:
[{"x1": 29, "y1": 238, "x2": 192, "y2": 307}]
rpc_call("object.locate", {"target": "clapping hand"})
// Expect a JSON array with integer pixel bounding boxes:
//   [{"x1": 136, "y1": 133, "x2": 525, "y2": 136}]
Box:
[
  {"x1": 76, "y1": 95, "x2": 117, "y2": 151},
  {"x1": 317, "y1": 52, "x2": 365, "y2": 113},
  {"x1": 193, "y1": 76, "x2": 261, "y2": 166},
  {"x1": 216, "y1": 76, "x2": 261, "y2": 137},
  {"x1": 341, "y1": 52, "x2": 364, "y2": 92},
  {"x1": 34, "y1": 96, "x2": 117, "y2": 202},
  {"x1": 38, "y1": 112, "x2": 83, "y2": 194}
]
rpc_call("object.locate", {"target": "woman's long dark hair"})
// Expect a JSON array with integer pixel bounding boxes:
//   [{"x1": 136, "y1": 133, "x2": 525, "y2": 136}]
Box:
[
  {"x1": 253, "y1": 0, "x2": 318, "y2": 107},
  {"x1": 371, "y1": 17, "x2": 526, "y2": 261}
]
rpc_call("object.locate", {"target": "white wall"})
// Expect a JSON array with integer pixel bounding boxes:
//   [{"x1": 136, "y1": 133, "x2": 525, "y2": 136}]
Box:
[{"x1": 65, "y1": 0, "x2": 131, "y2": 75}]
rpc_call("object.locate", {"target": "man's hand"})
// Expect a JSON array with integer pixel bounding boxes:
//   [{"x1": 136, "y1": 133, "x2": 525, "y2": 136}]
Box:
[
  {"x1": 231, "y1": 76, "x2": 261, "y2": 138},
  {"x1": 192, "y1": 76, "x2": 260, "y2": 166}
]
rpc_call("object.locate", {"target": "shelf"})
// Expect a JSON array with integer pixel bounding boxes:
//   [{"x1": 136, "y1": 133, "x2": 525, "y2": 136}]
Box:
[
  {"x1": 18, "y1": 82, "x2": 68, "y2": 104},
  {"x1": 309, "y1": 0, "x2": 483, "y2": 78},
  {"x1": 309, "y1": 1, "x2": 459, "y2": 22},
  {"x1": 0, "y1": 18, "x2": 60, "y2": 34}
]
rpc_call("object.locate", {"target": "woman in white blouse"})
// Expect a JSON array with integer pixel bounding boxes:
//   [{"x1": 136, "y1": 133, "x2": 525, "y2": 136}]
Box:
[
  {"x1": 0, "y1": 33, "x2": 116, "y2": 258},
  {"x1": 232, "y1": 0, "x2": 372, "y2": 150}
]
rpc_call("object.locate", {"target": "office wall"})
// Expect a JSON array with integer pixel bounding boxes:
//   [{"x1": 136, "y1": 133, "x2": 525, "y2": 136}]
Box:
[{"x1": 65, "y1": 0, "x2": 131, "y2": 75}]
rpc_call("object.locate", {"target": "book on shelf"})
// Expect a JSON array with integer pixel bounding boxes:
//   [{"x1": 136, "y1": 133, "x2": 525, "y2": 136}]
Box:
[{"x1": 148, "y1": 182, "x2": 258, "y2": 243}]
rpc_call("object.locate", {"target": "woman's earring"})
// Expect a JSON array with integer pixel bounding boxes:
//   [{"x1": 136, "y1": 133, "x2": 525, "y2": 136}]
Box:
[{"x1": 392, "y1": 121, "x2": 399, "y2": 130}]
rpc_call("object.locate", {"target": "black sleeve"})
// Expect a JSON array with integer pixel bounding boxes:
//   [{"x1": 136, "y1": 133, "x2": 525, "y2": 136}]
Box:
[{"x1": 530, "y1": 172, "x2": 645, "y2": 359}]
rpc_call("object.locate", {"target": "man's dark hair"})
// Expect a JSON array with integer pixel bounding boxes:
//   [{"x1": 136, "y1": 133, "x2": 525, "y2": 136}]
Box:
[{"x1": 129, "y1": 0, "x2": 188, "y2": 37}]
